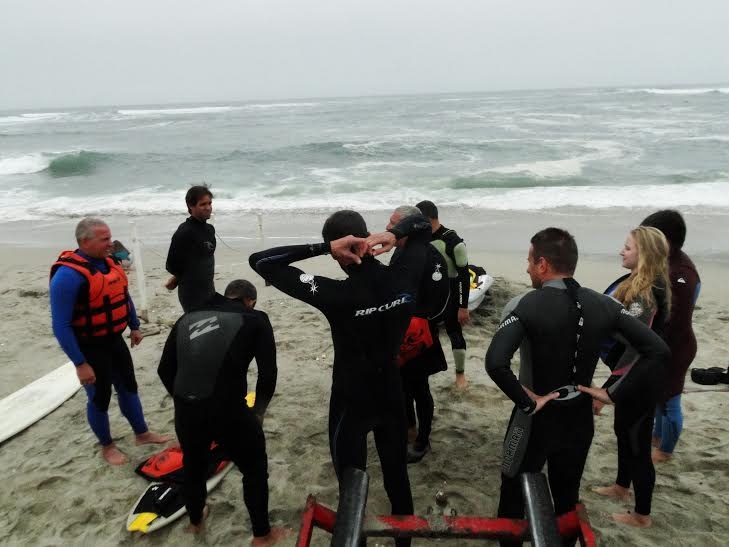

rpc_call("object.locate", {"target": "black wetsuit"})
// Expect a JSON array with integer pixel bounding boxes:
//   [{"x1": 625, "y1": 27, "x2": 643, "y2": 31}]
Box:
[
  {"x1": 249, "y1": 215, "x2": 432, "y2": 546},
  {"x1": 157, "y1": 298, "x2": 277, "y2": 534},
  {"x1": 431, "y1": 225, "x2": 469, "y2": 356},
  {"x1": 394, "y1": 244, "x2": 450, "y2": 452},
  {"x1": 485, "y1": 278, "x2": 669, "y2": 546},
  {"x1": 166, "y1": 216, "x2": 216, "y2": 312}
]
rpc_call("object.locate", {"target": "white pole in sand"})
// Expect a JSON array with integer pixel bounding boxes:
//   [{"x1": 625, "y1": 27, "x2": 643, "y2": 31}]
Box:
[{"x1": 129, "y1": 221, "x2": 149, "y2": 323}]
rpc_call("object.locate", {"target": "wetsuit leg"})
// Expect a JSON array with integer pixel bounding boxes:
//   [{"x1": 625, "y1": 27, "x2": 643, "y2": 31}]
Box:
[
  {"x1": 401, "y1": 371, "x2": 417, "y2": 431},
  {"x1": 411, "y1": 374, "x2": 434, "y2": 449},
  {"x1": 373, "y1": 407, "x2": 413, "y2": 547},
  {"x1": 113, "y1": 374, "x2": 148, "y2": 435},
  {"x1": 82, "y1": 385, "x2": 113, "y2": 445},
  {"x1": 78, "y1": 339, "x2": 115, "y2": 412},
  {"x1": 174, "y1": 401, "x2": 213, "y2": 525},
  {"x1": 546, "y1": 407, "x2": 594, "y2": 515},
  {"x1": 328, "y1": 401, "x2": 369, "y2": 479},
  {"x1": 658, "y1": 395, "x2": 683, "y2": 454},
  {"x1": 444, "y1": 282, "x2": 466, "y2": 352},
  {"x1": 218, "y1": 405, "x2": 272, "y2": 538},
  {"x1": 78, "y1": 339, "x2": 115, "y2": 445},
  {"x1": 108, "y1": 335, "x2": 147, "y2": 434},
  {"x1": 614, "y1": 402, "x2": 655, "y2": 515}
]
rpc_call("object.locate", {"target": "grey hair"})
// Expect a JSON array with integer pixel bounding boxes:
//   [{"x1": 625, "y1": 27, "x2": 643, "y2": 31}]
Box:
[
  {"x1": 75, "y1": 218, "x2": 108, "y2": 243},
  {"x1": 393, "y1": 205, "x2": 421, "y2": 219}
]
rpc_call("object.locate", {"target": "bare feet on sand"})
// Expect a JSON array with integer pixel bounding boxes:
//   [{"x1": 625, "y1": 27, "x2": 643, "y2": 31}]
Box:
[
  {"x1": 185, "y1": 505, "x2": 210, "y2": 534},
  {"x1": 613, "y1": 511, "x2": 652, "y2": 527},
  {"x1": 101, "y1": 444, "x2": 128, "y2": 465},
  {"x1": 652, "y1": 448, "x2": 673, "y2": 463},
  {"x1": 592, "y1": 484, "x2": 632, "y2": 502},
  {"x1": 135, "y1": 431, "x2": 174, "y2": 446},
  {"x1": 455, "y1": 372, "x2": 467, "y2": 389},
  {"x1": 251, "y1": 527, "x2": 294, "y2": 546}
]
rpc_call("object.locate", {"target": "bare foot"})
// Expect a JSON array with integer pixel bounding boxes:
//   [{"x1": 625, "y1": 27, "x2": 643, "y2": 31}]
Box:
[
  {"x1": 407, "y1": 426, "x2": 418, "y2": 444},
  {"x1": 185, "y1": 505, "x2": 210, "y2": 534},
  {"x1": 652, "y1": 449, "x2": 673, "y2": 463},
  {"x1": 455, "y1": 372, "x2": 467, "y2": 389},
  {"x1": 613, "y1": 511, "x2": 652, "y2": 527},
  {"x1": 135, "y1": 431, "x2": 174, "y2": 446},
  {"x1": 651, "y1": 436, "x2": 661, "y2": 448},
  {"x1": 101, "y1": 444, "x2": 128, "y2": 465},
  {"x1": 251, "y1": 527, "x2": 294, "y2": 546},
  {"x1": 592, "y1": 484, "x2": 632, "y2": 502}
]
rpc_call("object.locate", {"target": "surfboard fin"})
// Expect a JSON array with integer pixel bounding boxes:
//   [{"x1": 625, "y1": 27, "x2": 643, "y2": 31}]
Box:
[{"x1": 127, "y1": 512, "x2": 158, "y2": 533}]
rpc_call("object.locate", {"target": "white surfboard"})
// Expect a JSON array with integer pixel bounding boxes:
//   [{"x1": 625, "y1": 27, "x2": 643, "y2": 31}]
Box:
[
  {"x1": 468, "y1": 273, "x2": 494, "y2": 311},
  {"x1": 0, "y1": 361, "x2": 80, "y2": 444},
  {"x1": 127, "y1": 462, "x2": 232, "y2": 533}
]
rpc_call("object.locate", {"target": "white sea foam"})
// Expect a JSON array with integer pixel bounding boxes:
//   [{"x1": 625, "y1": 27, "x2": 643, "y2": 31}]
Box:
[
  {"x1": 0, "y1": 154, "x2": 51, "y2": 175},
  {"x1": 6, "y1": 181, "x2": 729, "y2": 222},
  {"x1": 629, "y1": 87, "x2": 729, "y2": 95},
  {"x1": 117, "y1": 106, "x2": 241, "y2": 117},
  {"x1": 482, "y1": 141, "x2": 624, "y2": 179},
  {"x1": 242, "y1": 102, "x2": 320, "y2": 109},
  {"x1": 0, "y1": 112, "x2": 69, "y2": 125}
]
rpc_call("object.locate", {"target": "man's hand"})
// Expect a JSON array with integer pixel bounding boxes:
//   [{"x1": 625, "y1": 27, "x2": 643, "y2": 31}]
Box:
[
  {"x1": 578, "y1": 385, "x2": 613, "y2": 405},
  {"x1": 330, "y1": 235, "x2": 368, "y2": 265},
  {"x1": 365, "y1": 231, "x2": 397, "y2": 257},
  {"x1": 130, "y1": 329, "x2": 144, "y2": 347},
  {"x1": 522, "y1": 385, "x2": 560, "y2": 414},
  {"x1": 592, "y1": 399, "x2": 605, "y2": 415},
  {"x1": 458, "y1": 307, "x2": 470, "y2": 325},
  {"x1": 76, "y1": 362, "x2": 96, "y2": 386},
  {"x1": 164, "y1": 276, "x2": 178, "y2": 290}
]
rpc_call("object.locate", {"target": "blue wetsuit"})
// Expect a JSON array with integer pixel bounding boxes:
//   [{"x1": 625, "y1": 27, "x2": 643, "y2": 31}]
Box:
[{"x1": 50, "y1": 250, "x2": 147, "y2": 445}]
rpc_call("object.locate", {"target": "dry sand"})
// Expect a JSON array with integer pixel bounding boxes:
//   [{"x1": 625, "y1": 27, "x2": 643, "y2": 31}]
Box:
[{"x1": 1, "y1": 209, "x2": 728, "y2": 546}]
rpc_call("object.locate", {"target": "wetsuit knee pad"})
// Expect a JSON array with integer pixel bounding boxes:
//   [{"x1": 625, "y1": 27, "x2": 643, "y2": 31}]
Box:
[{"x1": 88, "y1": 383, "x2": 113, "y2": 412}]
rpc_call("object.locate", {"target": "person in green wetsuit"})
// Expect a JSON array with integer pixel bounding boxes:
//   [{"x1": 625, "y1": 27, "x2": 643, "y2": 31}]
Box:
[{"x1": 416, "y1": 200, "x2": 470, "y2": 388}]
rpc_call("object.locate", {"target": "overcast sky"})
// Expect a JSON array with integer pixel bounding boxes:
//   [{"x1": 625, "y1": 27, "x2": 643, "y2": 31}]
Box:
[{"x1": 1, "y1": 0, "x2": 728, "y2": 110}]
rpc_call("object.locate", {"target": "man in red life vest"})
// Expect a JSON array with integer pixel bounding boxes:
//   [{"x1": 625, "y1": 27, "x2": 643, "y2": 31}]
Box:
[{"x1": 50, "y1": 218, "x2": 171, "y2": 465}]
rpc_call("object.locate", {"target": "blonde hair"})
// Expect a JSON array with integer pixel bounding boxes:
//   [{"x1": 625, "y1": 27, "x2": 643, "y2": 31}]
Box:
[{"x1": 614, "y1": 226, "x2": 671, "y2": 314}]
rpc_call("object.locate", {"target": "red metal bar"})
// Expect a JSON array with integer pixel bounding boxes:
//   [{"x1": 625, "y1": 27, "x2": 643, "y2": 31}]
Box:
[{"x1": 296, "y1": 497, "x2": 596, "y2": 546}]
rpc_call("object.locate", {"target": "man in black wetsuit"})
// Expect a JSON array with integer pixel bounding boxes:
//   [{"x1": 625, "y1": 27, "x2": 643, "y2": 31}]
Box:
[
  {"x1": 249, "y1": 210, "x2": 433, "y2": 547},
  {"x1": 157, "y1": 280, "x2": 288, "y2": 546},
  {"x1": 485, "y1": 228, "x2": 670, "y2": 546},
  {"x1": 415, "y1": 200, "x2": 471, "y2": 388},
  {"x1": 386, "y1": 205, "x2": 450, "y2": 463},
  {"x1": 165, "y1": 185, "x2": 216, "y2": 312}
]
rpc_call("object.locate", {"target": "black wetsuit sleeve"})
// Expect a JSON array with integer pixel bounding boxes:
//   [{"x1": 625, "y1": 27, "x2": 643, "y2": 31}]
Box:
[
  {"x1": 387, "y1": 213, "x2": 431, "y2": 241},
  {"x1": 485, "y1": 314, "x2": 537, "y2": 414},
  {"x1": 251, "y1": 313, "x2": 277, "y2": 418},
  {"x1": 456, "y1": 263, "x2": 470, "y2": 309},
  {"x1": 157, "y1": 323, "x2": 179, "y2": 396},
  {"x1": 606, "y1": 310, "x2": 671, "y2": 404},
  {"x1": 165, "y1": 228, "x2": 187, "y2": 277}
]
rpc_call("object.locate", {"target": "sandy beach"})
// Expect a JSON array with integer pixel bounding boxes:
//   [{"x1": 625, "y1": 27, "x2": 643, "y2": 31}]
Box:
[{"x1": 1, "y1": 208, "x2": 728, "y2": 546}]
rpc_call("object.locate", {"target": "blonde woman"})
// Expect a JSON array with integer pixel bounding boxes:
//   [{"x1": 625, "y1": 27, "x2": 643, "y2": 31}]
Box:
[{"x1": 593, "y1": 226, "x2": 671, "y2": 528}]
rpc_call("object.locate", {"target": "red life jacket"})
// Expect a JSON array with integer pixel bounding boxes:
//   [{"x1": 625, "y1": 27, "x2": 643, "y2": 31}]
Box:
[{"x1": 50, "y1": 250, "x2": 130, "y2": 337}]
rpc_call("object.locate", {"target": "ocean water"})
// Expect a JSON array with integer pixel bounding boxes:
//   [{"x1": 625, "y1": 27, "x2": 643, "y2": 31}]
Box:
[{"x1": 1, "y1": 85, "x2": 729, "y2": 222}]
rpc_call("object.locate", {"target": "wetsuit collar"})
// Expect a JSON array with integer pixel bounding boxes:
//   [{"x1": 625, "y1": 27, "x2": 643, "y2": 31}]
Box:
[{"x1": 543, "y1": 278, "x2": 568, "y2": 290}]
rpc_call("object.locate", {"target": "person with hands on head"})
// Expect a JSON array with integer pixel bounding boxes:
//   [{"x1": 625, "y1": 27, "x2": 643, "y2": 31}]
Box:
[
  {"x1": 485, "y1": 227, "x2": 669, "y2": 547},
  {"x1": 157, "y1": 279, "x2": 289, "y2": 545},
  {"x1": 250, "y1": 209, "x2": 433, "y2": 547},
  {"x1": 50, "y1": 218, "x2": 171, "y2": 466}
]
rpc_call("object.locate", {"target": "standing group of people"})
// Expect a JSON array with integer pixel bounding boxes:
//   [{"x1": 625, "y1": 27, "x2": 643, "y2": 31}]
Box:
[{"x1": 50, "y1": 186, "x2": 700, "y2": 545}]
